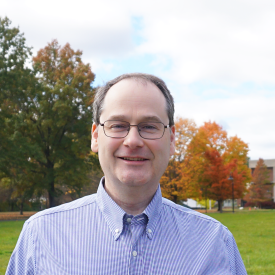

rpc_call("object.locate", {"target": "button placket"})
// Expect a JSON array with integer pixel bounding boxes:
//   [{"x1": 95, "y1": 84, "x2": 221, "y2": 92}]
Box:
[
  {"x1": 129, "y1": 216, "x2": 146, "y2": 274},
  {"x1": 128, "y1": 215, "x2": 147, "y2": 275}
]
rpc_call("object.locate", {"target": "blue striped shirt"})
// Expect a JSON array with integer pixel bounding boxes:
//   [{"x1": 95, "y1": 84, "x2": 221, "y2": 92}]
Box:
[{"x1": 6, "y1": 178, "x2": 247, "y2": 274}]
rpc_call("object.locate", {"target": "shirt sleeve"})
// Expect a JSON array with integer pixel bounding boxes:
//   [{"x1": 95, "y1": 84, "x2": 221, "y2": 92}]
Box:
[
  {"x1": 5, "y1": 221, "x2": 35, "y2": 275},
  {"x1": 226, "y1": 231, "x2": 247, "y2": 275}
]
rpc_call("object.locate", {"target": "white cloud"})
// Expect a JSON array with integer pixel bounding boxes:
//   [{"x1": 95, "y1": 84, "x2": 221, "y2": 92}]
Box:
[
  {"x1": 2, "y1": 0, "x2": 135, "y2": 70},
  {"x1": 1, "y1": 0, "x2": 274, "y2": 160},
  {"x1": 3, "y1": 0, "x2": 275, "y2": 84},
  {"x1": 133, "y1": 0, "x2": 275, "y2": 85},
  {"x1": 175, "y1": 91, "x2": 275, "y2": 160}
]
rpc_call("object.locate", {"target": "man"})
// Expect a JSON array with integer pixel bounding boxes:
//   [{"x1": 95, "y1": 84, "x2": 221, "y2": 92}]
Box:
[{"x1": 6, "y1": 73, "x2": 247, "y2": 274}]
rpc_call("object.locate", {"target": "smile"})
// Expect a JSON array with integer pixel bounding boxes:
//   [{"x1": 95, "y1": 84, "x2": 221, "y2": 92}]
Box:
[{"x1": 119, "y1": 157, "x2": 148, "y2": 161}]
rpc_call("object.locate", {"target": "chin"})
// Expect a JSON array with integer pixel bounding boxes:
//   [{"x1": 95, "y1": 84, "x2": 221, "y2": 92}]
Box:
[{"x1": 119, "y1": 174, "x2": 151, "y2": 187}]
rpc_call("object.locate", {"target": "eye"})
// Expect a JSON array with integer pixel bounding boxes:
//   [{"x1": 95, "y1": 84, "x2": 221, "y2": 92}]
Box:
[
  {"x1": 139, "y1": 123, "x2": 160, "y2": 131},
  {"x1": 143, "y1": 124, "x2": 157, "y2": 129},
  {"x1": 109, "y1": 123, "x2": 128, "y2": 130}
]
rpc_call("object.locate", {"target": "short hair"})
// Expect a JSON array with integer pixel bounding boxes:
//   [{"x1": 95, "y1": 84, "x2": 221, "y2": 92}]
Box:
[{"x1": 93, "y1": 73, "x2": 175, "y2": 126}]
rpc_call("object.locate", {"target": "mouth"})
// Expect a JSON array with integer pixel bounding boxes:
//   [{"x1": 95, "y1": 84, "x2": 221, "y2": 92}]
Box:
[{"x1": 118, "y1": 157, "x2": 148, "y2": 161}]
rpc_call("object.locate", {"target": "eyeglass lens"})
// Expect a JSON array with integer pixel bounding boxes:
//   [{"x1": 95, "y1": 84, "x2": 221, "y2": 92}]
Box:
[{"x1": 103, "y1": 120, "x2": 165, "y2": 139}]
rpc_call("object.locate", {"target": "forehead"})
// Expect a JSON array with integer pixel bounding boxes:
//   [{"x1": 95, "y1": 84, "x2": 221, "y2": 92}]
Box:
[{"x1": 101, "y1": 79, "x2": 168, "y2": 122}]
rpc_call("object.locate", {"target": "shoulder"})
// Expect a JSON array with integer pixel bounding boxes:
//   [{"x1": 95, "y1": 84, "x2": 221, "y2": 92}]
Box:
[
  {"x1": 161, "y1": 197, "x2": 229, "y2": 232},
  {"x1": 26, "y1": 193, "x2": 97, "y2": 225}
]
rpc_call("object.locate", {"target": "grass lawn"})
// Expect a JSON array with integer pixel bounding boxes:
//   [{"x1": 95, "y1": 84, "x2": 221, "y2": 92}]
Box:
[
  {"x1": 0, "y1": 220, "x2": 25, "y2": 275},
  {"x1": 0, "y1": 210, "x2": 274, "y2": 274},
  {"x1": 208, "y1": 210, "x2": 275, "y2": 275}
]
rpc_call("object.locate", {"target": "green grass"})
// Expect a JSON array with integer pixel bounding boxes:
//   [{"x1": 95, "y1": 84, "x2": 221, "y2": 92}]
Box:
[
  {"x1": 207, "y1": 210, "x2": 275, "y2": 275},
  {"x1": 0, "y1": 211, "x2": 274, "y2": 274},
  {"x1": 0, "y1": 220, "x2": 25, "y2": 275}
]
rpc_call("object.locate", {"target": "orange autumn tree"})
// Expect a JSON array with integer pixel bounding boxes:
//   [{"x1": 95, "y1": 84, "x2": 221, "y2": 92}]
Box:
[
  {"x1": 223, "y1": 136, "x2": 252, "y2": 202},
  {"x1": 160, "y1": 117, "x2": 197, "y2": 203},
  {"x1": 181, "y1": 121, "x2": 228, "y2": 202},
  {"x1": 203, "y1": 149, "x2": 249, "y2": 212},
  {"x1": 182, "y1": 121, "x2": 250, "y2": 212},
  {"x1": 203, "y1": 149, "x2": 235, "y2": 210},
  {"x1": 244, "y1": 158, "x2": 272, "y2": 208}
]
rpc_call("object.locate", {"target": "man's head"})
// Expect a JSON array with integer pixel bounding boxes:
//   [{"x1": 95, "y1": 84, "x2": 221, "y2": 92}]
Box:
[
  {"x1": 91, "y1": 73, "x2": 175, "y2": 196},
  {"x1": 93, "y1": 73, "x2": 175, "y2": 127}
]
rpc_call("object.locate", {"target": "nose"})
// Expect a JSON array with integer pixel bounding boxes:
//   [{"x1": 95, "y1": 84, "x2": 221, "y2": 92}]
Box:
[{"x1": 123, "y1": 125, "x2": 144, "y2": 149}]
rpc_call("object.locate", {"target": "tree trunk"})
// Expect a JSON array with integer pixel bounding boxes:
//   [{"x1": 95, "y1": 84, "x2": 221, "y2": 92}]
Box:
[
  {"x1": 48, "y1": 181, "x2": 55, "y2": 208},
  {"x1": 11, "y1": 202, "x2": 14, "y2": 211},
  {"x1": 173, "y1": 195, "x2": 178, "y2": 204},
  {"x1": 20, "y1": 200, "x2": 24, "y2": 215},
  {"x1": 46, "y1": 161, "x2": 55, "y2": 208},
  {"x1": 218, "y1": 200, "x2": 223, "y2": 213}
]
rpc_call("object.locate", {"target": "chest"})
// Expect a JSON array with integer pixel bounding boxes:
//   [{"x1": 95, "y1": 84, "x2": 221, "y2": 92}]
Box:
[{"x1": 35, "y1": 216, "x2": 230, "y2": 275}]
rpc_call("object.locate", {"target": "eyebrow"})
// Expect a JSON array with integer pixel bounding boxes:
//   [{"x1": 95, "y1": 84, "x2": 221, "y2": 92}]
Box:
[{"x1": 106, "y1": 115, "x2": 163, "y2": 123}]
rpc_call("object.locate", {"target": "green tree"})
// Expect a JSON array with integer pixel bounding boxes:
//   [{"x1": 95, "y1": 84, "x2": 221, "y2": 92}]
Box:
[
  {"x1": 28, "y1": 40, "x2": 96, "y2": 207},
  {"x1": 1, "y1": 19, "x2": 98, "y2": 208},
  {"x1": 0, "y1": 17, "x2": 41, "y2": 210},
  {"x1": 0, "y1": 16, "x2": 31, "y2": 172},
  {"x1": 27, "y1": 40, "x2": 98, "y2": 207}
]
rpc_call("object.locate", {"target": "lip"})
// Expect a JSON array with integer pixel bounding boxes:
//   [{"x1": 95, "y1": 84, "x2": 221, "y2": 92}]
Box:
[{"x1": 117, "y1": 156, "x2": 149, "y2": 164}]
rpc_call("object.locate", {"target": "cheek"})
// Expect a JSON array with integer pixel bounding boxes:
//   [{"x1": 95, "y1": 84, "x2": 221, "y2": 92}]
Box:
[
  {"x1": 98, "y1": 135, "x2": 121, "y2": 156},
  {"x1": 151, "y1": 140, "x2": 171, "y2": 160}
]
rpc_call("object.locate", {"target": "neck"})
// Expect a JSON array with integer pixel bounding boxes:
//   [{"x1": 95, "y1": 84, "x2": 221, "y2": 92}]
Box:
[{"x1": 103, "y1": 178, "x2": 158, "y2": 216}]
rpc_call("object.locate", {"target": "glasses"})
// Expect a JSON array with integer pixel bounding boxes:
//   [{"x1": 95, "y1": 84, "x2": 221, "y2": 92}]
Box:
[{"x1": 99, "y1": 120, "x2": 169, "y2": 140}]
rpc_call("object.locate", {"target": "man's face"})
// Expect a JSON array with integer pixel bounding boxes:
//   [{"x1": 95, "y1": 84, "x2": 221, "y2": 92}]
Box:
[{"x1": 91, "y1": 79, "x2": 175, "y2": 191}]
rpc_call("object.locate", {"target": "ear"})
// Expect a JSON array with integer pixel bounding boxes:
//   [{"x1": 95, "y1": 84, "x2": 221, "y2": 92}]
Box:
[
  {"x1": 91, "y1": 123, "x2": 99, "y2": 153},
  {"x1": 169, "y1": 125, "x2": 176, "y2": 156}
]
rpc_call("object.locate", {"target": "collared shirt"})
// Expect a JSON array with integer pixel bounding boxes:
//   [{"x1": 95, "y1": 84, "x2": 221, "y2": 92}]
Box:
[{"x1": 6, "y1": 178, "x2": 247, "y2": 275}]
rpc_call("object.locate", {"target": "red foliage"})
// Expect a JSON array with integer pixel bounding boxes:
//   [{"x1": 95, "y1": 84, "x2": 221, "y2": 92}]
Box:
[
  {"x1": 181, "y1": 121, "x2": 251, "y2": 211},
  {"x1": 244, "y1": 158, "x2": 272, "y2": 208}
]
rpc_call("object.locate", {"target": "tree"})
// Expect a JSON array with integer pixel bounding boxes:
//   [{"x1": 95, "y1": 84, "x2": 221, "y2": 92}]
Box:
[
  {"x1": 0, "y1": 16, "x2": 32, "y2": 172},
  {"x1": 60, "y1": 152, "x2": 103, "y2": 202},
  {"x1": 1, "y1": 19, "x2": 100, "y2": 209},
  {"x1": 245, "y1": 158, "x2": 272, "y2": 208},
  {"x1": 27, "y1": 40, "x2": 96, "y2": 207},
  {"x1": 0, "y1": 17, "x2": 40, "y2": 210},
  {"x1": 0, "y1": 170, "x2": 37, "y2": 214},
  {"x1": 182, "y1": 121, "x2": 250, "y2": 212},
  {"x1": 181, "y1": 122, "x2": 227, "y2": 201},
  {"x1": 160, "y1": 118, "x2": 197, "y2": 203},
  {"x1": 203, "y1": 149, "x2": 248, "y2": 212}
]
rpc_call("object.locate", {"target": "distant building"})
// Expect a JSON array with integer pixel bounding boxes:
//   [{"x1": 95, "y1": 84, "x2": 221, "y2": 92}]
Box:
[
  {"x1": 223, "y1": 199, "x2": 238, "y2": 208},
  {"x1": 183, "y1": 199, "x2": 204, "y2": 208},
  {"x1": 249, "y1": 159, "x2": 275, "y2": 202}
]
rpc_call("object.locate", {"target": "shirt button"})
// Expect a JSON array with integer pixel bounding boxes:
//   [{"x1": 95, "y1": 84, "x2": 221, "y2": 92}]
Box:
[
  {"x1": 127, "y1": 218, "x2": 132, "y2": 223},
  {"x1": 115, "y1": 229, "x2": 120, "y2": 233},
  {"x1": 132, "y1": 251, "x2": 138, "y2": 257},
  {"x1": 147, "y1": 229, "x2": 152, "y2": 233}
]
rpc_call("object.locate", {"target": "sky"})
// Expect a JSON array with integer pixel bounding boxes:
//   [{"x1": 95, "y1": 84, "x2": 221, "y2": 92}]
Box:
[{"x1": 2, "y1": 0, "x2": 275, "y2": 160}]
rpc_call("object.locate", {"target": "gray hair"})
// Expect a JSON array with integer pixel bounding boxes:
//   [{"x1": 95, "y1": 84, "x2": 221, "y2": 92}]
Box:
[{"x1": 93, "y1": 73, "x2": 174, "y2": 126}]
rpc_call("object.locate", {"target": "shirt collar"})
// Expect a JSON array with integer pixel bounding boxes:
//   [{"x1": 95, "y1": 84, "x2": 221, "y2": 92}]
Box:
[
  {"x1": 96, "y1": 178, "x2": 125, "y2": 240},
  {"x1": 96, "y1": 177, "x2": 163, "y2": 241}
]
